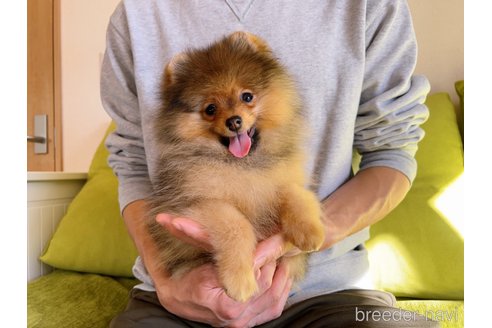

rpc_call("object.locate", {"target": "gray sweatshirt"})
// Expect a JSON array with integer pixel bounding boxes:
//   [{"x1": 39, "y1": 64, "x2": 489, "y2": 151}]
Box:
[{"x1": 101, "y1": 0, "x2": 430, "y2": 306}]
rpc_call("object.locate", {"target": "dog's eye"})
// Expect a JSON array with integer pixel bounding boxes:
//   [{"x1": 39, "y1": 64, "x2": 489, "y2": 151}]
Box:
[
  {"x1": 204, "y1": 104, "x2": 217, "y2": 116},
  {"x1": 241, "y1": 92, "x2": 254, "y2": 103}
]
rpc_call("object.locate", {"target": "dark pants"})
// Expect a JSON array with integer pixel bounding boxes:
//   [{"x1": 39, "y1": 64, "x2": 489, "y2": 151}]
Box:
[{"x1": 110, "y1": 288, "x2": 439, "y2": 327}]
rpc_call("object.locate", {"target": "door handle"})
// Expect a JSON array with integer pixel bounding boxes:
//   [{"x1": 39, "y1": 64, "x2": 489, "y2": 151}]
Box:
[
  {"x1": 27, "y1": 114, "x2": 48, "y2": 154},
  {"x1": 27, "y1": 136, "x2": 46, "y2": 143}
]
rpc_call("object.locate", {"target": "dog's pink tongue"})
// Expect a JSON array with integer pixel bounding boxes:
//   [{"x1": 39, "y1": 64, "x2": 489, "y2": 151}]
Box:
[{"x1": 229, "y1": 133, "x2": 252, "y2": 158}]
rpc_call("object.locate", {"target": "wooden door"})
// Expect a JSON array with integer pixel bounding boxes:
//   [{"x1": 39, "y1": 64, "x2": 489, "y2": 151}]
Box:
[{"x1": 27, "y1": 0, "x2": 62, "y2": 171}]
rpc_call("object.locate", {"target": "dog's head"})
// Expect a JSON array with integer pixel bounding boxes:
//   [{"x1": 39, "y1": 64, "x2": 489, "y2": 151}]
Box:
[{"x1": 159, "y1": 31, "x2": 299, "y2": 159}]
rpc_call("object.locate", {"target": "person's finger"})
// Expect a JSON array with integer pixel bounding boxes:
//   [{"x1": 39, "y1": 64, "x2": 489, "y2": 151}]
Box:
[
  {"x1": 256, "y1": 260, "x2": 276, "y2": 291},
  {"x1": 248, "y1": 274, "x2": 293, "y2": 327},
  {"x1": 155, "y1": 214, "x2": 213, "y2": 251},
  {"x1": 261, "y1": 259, "x2": 291, "y2": 304},
  {"x1": 211, "y1": 285, "x2": 253, "y2": 324},
  {"x1": 234, "y1": 261, "x2": 293, "y2": 327},
  {"x1": 253, "y1": 234, "x2": 285, "y2": 270},
  {"x1": 253, "y1": 234, "x2": 301, "y2": 271},
  {"x1": 212, "y1": 260, "x2": 276, "y2": 327}
]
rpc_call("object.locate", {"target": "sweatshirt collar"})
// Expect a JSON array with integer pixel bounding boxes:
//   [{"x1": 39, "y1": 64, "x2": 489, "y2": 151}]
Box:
[{"x1": 225, "y1": 0, "x2": 256, "y2": 21}]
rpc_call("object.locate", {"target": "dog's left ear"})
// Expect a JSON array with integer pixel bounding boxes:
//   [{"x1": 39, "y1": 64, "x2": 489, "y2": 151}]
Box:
[
  {"x1": 228, "y1": 31, "x2": 271, "y2": 53},
  {"x1": 164, "y1": 52, "x2": 189, "y2": 86}
]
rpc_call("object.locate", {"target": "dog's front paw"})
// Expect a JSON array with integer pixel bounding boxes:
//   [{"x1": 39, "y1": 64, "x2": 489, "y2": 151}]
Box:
[
  {"x1": 279, "y1": 185, "x2": 325, "y2": 253},
  {"x1": 284, "y1": 217, "x2": 325, "y2": 252}
]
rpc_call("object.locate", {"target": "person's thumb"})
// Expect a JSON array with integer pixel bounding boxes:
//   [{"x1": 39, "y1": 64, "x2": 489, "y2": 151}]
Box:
[{"x1": 155, "y1": 214, "x2": 213, "y2": 251}]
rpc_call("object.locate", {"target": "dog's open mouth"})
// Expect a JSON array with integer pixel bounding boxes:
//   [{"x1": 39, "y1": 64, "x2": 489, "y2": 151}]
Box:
[{"x1": 219, "y1": 126, "x2": 259, "y2": 158}]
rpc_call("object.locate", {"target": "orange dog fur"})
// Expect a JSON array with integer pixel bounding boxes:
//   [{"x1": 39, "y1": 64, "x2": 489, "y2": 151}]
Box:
[{"x1": 146, "y1": 31, "x2": 325, "y2": 302}]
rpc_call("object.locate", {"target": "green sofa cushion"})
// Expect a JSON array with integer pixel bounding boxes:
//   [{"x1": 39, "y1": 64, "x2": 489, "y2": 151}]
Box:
[
  {"x1": 366, "y1": 92, "x2": 464, "y2": 299},
  {"x1": 28, "y1": 270, "x2": 137, "y2": 328},
  {"x1": 40, "y1": 122, "x2": 138, "y2": 277}
]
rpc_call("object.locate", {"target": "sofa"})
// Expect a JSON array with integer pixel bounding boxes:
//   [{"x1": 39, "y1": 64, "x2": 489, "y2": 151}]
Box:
[{"x1": 27, "y1": 82, "x2": 464, "y2": 327}]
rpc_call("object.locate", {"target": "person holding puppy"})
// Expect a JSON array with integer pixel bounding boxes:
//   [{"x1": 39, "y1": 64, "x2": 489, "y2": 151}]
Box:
[{"x1": 101, "y1": 0, "x2": 438, "y2": 327}]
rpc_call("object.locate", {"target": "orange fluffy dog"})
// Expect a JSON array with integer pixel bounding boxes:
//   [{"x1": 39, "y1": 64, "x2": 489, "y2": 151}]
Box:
[{"x1": 146, "y1": 31, "x2": 325, "y2": 302}]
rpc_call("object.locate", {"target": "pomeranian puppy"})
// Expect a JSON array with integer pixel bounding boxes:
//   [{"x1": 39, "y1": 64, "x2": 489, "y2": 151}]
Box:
[{"x1": 146, "y1": 31, "x2": 325, "y2": 302}]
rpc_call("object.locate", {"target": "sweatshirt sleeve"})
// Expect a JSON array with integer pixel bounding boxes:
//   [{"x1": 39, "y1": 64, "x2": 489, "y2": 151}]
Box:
[
  {"x1": 100, "y1": 5, "x2": 153, "y2": 213},
  {"x1": 354, "y1": 0, "x2": 430, "y2": 183}
]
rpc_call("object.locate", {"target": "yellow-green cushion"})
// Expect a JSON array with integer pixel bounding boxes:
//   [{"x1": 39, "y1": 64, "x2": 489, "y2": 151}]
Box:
[
  {"x1": 28, "y1": 270, "x2": 137, "y2": 328},
  {"x1": 367, "y1": 92, "x2": 464, "y2": 299},
  {"x1": 40, "y1": 123, "x2": 138, "y2": 277}
]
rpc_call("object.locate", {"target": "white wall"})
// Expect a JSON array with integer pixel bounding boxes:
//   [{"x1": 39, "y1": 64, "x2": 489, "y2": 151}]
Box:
[
  {"x1": 409, "y1": 0, "x2": 464, "y2": 105},
  {"x1": 60, "y1": 0, "x2": 119, "y2": 172},
  {"x1": 60, "y1": 0, "x2": 464, "y2": 172}
]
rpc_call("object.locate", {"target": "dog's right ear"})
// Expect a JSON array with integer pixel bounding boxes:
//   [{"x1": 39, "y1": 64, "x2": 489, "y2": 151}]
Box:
[{"x1": 164, "y1": 52, "x2": 189, "y2": 86}]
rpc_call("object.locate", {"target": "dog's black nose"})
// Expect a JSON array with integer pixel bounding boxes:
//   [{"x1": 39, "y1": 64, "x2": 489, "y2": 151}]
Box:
[{"x1": 226, "y1": 116, "x2": 242, "y2": 132}]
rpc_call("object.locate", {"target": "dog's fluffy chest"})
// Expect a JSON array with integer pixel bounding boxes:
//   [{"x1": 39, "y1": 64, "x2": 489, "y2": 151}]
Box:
[{"x1": 187, "y1": 164, "x2": 279, "y2": 215}]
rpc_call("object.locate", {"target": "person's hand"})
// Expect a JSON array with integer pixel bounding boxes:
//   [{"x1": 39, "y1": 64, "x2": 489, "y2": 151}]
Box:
[
  {"x1": 155, "y1": 214, "x2": 299, "y2": 327},
  {"x1": 153, "y1": 259, "x2": 292, "y2": 327}
]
